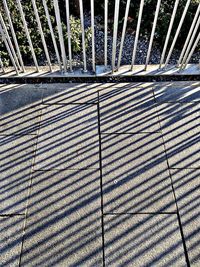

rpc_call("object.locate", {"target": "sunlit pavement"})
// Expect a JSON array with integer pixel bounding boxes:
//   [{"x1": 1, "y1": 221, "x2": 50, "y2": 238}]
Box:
[{"x1": 0, "y1": 82, "x2": 200, "y2": 266}]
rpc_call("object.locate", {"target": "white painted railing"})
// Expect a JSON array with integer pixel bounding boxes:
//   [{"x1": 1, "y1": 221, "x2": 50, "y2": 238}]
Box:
[{"x1": 0, "y1": 0, "x2": 199, "y2": 75}]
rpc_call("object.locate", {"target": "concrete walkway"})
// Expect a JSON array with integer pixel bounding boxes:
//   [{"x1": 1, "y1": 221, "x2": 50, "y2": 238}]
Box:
[{"x1": 0, "y1": 82, "x2": 200, "y2": 266}]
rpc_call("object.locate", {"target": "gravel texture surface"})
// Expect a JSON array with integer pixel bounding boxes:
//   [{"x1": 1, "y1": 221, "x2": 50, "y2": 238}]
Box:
[{"x1": 83, "y1": 15, "x2": 200, "y2": 68}]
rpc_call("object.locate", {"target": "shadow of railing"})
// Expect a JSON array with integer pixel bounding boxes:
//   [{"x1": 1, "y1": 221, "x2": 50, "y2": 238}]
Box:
[{"x1": 0, "y1": 81, "x2": 200, "y2": 266}]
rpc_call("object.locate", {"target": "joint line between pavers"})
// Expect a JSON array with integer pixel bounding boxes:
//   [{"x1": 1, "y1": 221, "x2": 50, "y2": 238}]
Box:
[
  {"x1": 155, "y1": 99, "x2": 191, "y2": 267},
  {"x1": 18, "y1": 101, "x2": 43, "y2": 267},
  {"x1": 42, "y1": 102, "x2": 98, "y2": 106},
  {"x1": 103, "y1": 212, "x2": 178, "y2": 215},
  {"x1": 97, "y1": 91, "x2": 106, "y2": 267},
  {"x1": 0, "y1": 214, "x2": 25, "y2": 217},
  {"x1": 100, "y1": 130, "x2": 162, "y2": 135}
]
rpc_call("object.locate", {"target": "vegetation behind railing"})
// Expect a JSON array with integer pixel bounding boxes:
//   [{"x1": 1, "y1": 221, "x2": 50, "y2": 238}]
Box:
[{"x1": 0, "y1": 0, "x2": 199, "y2": 74}]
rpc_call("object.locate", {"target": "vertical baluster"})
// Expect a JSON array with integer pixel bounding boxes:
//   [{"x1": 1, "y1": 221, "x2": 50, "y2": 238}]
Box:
[
  {"x1": 104, "y1": 0, "x2": 108, "y2": 67},
  {"x1": 164, "y1": 0, "x2": 191, "y2": 67},
  {"x1": 79, "y1": 0, "x2": 87, "y2": 72},
  {"x1": 117, "y1": 0, "x2": 131, "y2": 70},
  {"x1": 16, "y1": 0, "x2": 39, "y2": 71},
  {"x1": 145, "y1": 0, "x2": 161, "y2": 70},
  {"x1": 53, "y1": 0, "x2": 67, "y2": 72},
  {"x1": 112, "y1": 0, "x2": 120, "y2": 73},
  {"x1": 3, "y1": 0, "x2": 25, "y2": 72},
  {"x1": 91, "y1": 0, "x2": 95, "y2": 72},
  {"x1": 178, "y1": 4, "x2": 200, "y2": 66},
  {"x1": 0, "y1": 13, "x2": 21, "y2": 71},
  {"x1": 131, "y1": 0, "x2": 144, "y2": 69},
  {"x1": 42, "y1": 0, "x2": 62, "y2": 71},
  {"x1": 0, "y1": 22, "x2": 19, "y2": 74},
  {"x1": 180, "y1": 14, "x2": 200, "y2": 69},
  {"x1": 65, "y1": 0, "x2": 73, "y2": 72},
  {"x1": 182, "y1": 31, "x2": 200, "y2": 69},
  {"x1": 0, "y1": 56, "x2": 5, "y2": 73},
  {"x1": 159, "y1": 0, "x2": 180, "y2": 68},
  {"x1": 31, "y1": 0, "x2": 52, "y2": 71}
]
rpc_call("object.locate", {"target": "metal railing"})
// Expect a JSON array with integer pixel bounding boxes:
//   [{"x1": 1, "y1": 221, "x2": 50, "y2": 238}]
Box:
[{"x1": 0, "y1": 0, "x2": 199, "y2": 75}]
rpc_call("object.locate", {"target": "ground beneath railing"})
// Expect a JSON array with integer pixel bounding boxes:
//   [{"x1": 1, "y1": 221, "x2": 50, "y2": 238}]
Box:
[
  {"x1": 0, "y1": 64, "x2": 199, "y2": 79},
  {"x1": 0, "y1": 81, "x2": 200, "y2": 266}
]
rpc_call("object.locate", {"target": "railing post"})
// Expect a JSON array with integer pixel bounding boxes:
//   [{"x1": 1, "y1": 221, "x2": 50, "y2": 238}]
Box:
[
  {"x1": 112, "y1": 0, "x2": 120, "y2": 73},
  {"x1": 91, "y1": 0, "x2": 96, "y2": 73},
  {"x1": 104, "y1": 0, "x2": 108, "y2": 68},
  {"x1": 79, "y1": 0, "x2": 87, "y2": 72},
  {"x1": 65, "y1": 0, "x2": 73, "y2": 72}
]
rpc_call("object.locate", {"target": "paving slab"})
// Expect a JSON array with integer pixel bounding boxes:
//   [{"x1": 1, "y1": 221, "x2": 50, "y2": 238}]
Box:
[
  {"x1": 0, "y1": 85, "x2": 43, "y2": 135},
  {"x1": 99, "y1": 86, "x2": 160, "y2": 133},
  {"x1": 0, "y1": 84, "x2": 46, "y2": 93},
  {"x1": 42, "y1": 83, "x2": 150, "y2": 105},
  {"x1": 104, "y1": 214, "x2": 186, "y2": 267},
  {"x1": 101, "y1": 133, "x2": 176, "y2": 213},
  {"x1": 154, "y1": 82, "x2": 200, "y2": 102},
  {"x1": 41, "y1": 83, "x2": 102, "y2": 90},
  {"x1": 42, "y1": 82, "x2": 150, "y2": 91},
  {"x1": 42, "y1": 83, "x2": 99, "y2": 104},
  {"x1": 20, "y1": 170, "x2": 103, "y2": 266},
  {"x1": 170, "y1": 169, "x2": 200, "y2": 266},
  {"x1": 0, "y1": 216, "x2": 25, "y2": 267},
  {"x1": 0, "y1": 135, "x2": 36, "y2": 214},
  {"x1": 34, "y1": 104, "x2": 99, "y2": 170},
  {"x1": 97, "y1": 82, "x2": 153, "y2": 90},
  {"x1": 157, "y1": 103, "x2": 200, "y2": 168}
]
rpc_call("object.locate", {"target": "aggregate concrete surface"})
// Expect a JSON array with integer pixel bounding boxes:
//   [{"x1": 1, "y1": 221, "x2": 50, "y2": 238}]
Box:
[{"x1": 0, "y1": 82, "x2": 199, "y2": 266}]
